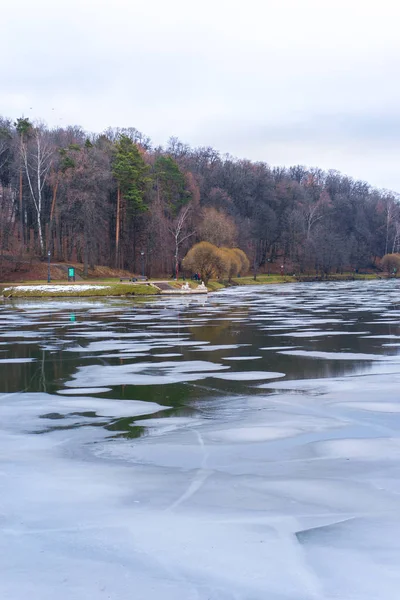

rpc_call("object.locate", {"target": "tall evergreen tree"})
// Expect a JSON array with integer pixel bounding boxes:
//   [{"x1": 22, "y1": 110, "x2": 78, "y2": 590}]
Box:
[
  {"x1": 154, "y1": 155, "x2": 191, "y2": 215},
  {"x1": 112, "y1": 135, "x2": 149, "y2": 267}
]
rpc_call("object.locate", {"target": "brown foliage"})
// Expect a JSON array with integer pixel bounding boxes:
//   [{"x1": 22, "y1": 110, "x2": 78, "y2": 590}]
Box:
[
  {"x1": 231, "y1": 248, "x2": 250, "y2": 275},
  {"x1": 182, "y1": 241, "x2": 227, "y2": 284},
  {"x1": 219, "y1": 248, "x2": 241, "y2": 280},
  {"x1": 198, "y1": 207, "x2": 237, "y2": 247},
  {"x1": 1, "y1": 114, "x2": 398, "y2": 278},
  {"x1": 182, "y1": 242, "x2": 250, "y2": 283},
  {"x1": 381, "y1": 253, "x2": 400, "y2": 275}
]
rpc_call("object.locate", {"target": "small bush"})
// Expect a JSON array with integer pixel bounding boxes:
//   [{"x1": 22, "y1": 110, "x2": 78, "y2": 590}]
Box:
[{"x1": 381, "y1": 254, "x2": 400, "y2": 275}]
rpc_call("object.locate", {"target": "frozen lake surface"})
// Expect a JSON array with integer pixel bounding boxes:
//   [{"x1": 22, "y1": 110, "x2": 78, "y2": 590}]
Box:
[{"x1": 1, "y1": 280, "x2": 400, "y2": 599}]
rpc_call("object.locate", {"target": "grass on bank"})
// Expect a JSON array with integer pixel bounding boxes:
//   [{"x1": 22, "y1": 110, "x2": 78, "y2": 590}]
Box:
[
  {"x1": 231, "y1": 272, "x2": 379, "y2": 284},
  {"x1": 205, "y1": 280, "x2": 226, "y2": 291},
  {"x1": 0, "y1": 283, "x2": 160, "y2": 298},
  {"x1": 232, "y1": 275, "x2": 296, "y2": 285},
  {"x1": 207, "y1": 272, "x2": 379, "y2": 289},
  {"x1": 294, "y1": 273, "x2": 378, "y2": 281}
]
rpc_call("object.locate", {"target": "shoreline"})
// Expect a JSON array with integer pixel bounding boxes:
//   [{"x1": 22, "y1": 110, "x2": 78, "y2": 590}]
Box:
[{"x1": 0, "y1": 273, "x2": 388, "y2": 299}]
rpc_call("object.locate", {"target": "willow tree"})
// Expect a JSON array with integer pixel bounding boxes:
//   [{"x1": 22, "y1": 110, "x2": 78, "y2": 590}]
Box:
[
  {"x1": 112, "y1": 135, "x2": 149, "y2": 268},
  {"x1": 231, "y1": 248, "x2": 250, "y2": 275},
  {"x1": 381, "y1": 253, "x2": 400, "y2": 276},
  {"x1": 182, "y1": 242, "x2": 228, "y2": 284}
]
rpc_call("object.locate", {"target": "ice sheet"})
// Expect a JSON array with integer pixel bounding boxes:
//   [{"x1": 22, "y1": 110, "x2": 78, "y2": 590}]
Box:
[
  {"x1": 2, "y1": 280, "x2": 400, "y2": 599},
  {"x1": 212, "y1": 371, "x2": 286, "y2": 381},
  {"x1": 66, "y1": 360, "x2": 230, "y2": 387}
]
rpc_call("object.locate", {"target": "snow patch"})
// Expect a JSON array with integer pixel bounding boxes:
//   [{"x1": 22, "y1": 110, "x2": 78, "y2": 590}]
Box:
[{"x1": 3, "y1": 285, "x2": 110, "y2": 292}]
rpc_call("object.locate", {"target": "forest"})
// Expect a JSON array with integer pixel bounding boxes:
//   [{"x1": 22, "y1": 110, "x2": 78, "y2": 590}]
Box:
[{"x1": 0, "y1": 115, "x2": 399, "y2": 279}]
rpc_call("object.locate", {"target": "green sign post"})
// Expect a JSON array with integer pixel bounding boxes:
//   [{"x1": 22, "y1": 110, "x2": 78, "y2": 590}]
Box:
[{"x1": 68, "y1": 267, "x2": 75, "y2": 282}]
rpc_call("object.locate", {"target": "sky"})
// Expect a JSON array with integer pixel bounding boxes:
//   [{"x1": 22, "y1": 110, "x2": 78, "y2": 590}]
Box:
[{"x1": 2, "y1": 0, "x2": 400, "y2": 191}]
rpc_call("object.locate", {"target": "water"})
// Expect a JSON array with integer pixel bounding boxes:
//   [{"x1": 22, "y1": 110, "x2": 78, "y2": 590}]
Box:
[{"x1": 1, "y1": 280, "x2": 400, "y2": 599}]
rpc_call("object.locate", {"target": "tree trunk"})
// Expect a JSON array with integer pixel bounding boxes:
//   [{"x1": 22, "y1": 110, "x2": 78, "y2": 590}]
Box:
[
  {"x1": 37, "y1": 212, "x2": 44, "y2": 255},
  {"x1": 115, "y1": 185, "x2": 121, "y2": 268},
  {"x1": 36, "y1": 142, "x2": 44, "y2": 255},
  {"x1": 48, "y1": 179, "x2": 59, "y2": 252},
  {"x1": 55, "y1": 211, "x2": 62, "y2": 260},
  {"x1": 175, "y1": 236, "x2": 179, "y2": 279},
  {"x1": 19, "y1": 168, "x2": 23, "y2": 245},
  {"x1": 83, "y1": 228, "x2": 89, "y2": 277}
]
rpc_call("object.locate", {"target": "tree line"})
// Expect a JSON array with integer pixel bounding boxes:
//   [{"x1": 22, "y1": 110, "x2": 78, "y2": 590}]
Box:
[{"x1": 0, "y1": 115, "x2": 399, "y2": 278}]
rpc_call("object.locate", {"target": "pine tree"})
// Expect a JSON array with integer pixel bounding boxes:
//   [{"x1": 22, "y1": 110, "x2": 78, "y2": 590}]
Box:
[
  {"x1": 112, "y1": 135, "x2": 149, "y2": 267},
  {"x1": 154, "y1": 155, "x2": 191, "y2": 215}
]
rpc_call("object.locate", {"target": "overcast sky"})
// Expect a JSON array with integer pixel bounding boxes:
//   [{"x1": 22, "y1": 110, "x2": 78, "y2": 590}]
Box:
[{"x1": 2, "y1": 0, "x2": 400, "y2": 191}]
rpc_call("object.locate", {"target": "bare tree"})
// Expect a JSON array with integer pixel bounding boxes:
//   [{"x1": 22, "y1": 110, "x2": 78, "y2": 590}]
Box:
[
  {"x1": 301, "y1": 189, "x2": 330, "y2": 240},
  {"x1": 389, "y1": 196, "x2": 400, "y2": 254},
  {"x1": 20, "y1": 126, "x2": 54, "y2": 254},
  {"x1": 169, "y1": 203, "x2": 195, "y2": 279},
  {"x1": 382, "y1": 194, "x2": 400, "y2": 256},
  {"x1": 198, "y1": 207, "x2": 237, "y2": 247},
  {"x1": 385, "y1": 197, "x2": 394, "y2": 256},
  {"x1": 0, "y1": 134, "x2": 9, "y2": 171},
  {"x1": 392, "y1": 219, "x2": 400, "y2": 254}
]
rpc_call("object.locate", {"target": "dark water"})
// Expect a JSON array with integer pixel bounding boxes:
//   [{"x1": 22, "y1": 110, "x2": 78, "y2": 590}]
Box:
[
  {"x1": 1, "y1": 280, "x2": 400, "y2": 600},
  {"x1": 1, "y1": 281, "x2": 400, "y2": 433}
]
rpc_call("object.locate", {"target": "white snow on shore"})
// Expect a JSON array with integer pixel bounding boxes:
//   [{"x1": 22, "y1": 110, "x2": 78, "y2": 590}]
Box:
[{"x1": 3, "y1": 285, "x2": 110, "y2": 292}]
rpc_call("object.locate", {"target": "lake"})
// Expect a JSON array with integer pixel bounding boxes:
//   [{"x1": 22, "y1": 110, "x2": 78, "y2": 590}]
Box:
[{"x1": 1, "y1": 280, "x2": 400, "y2": 599}]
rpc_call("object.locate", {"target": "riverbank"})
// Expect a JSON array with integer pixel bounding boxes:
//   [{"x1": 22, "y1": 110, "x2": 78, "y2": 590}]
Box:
[
  {"x1": 0, "y1": 283, "x2": 161, "y2": 298},
  {"x1": 210, "y1": 272, "x2": 379, "y2": 289},
  {"x1": 0, "y1": 280, "x2": 208, "y2": 298},
  {"x1": 0, "y1": 273, "x2": 384, "y2": 298}
]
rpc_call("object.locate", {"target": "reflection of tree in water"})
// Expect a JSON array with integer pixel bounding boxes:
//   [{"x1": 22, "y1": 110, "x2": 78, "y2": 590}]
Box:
[
  {"x1": 35, "y1": 411, "x2": 148, "y2": 440},
  {"x1": 187, "y1": 307, "x2": 250, "y2": 344},
  {"x1": 188, "y1": 322, "x2": 232, "y2": 344},
  {"x1": 35, "y1": 406, "x2": 199, "y2": 440}
]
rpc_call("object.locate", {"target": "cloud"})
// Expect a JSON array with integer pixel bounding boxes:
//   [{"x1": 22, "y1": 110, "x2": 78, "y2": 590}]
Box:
[{"x1": 1, "y1": 0, "x2": 400, "y2": 190}]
